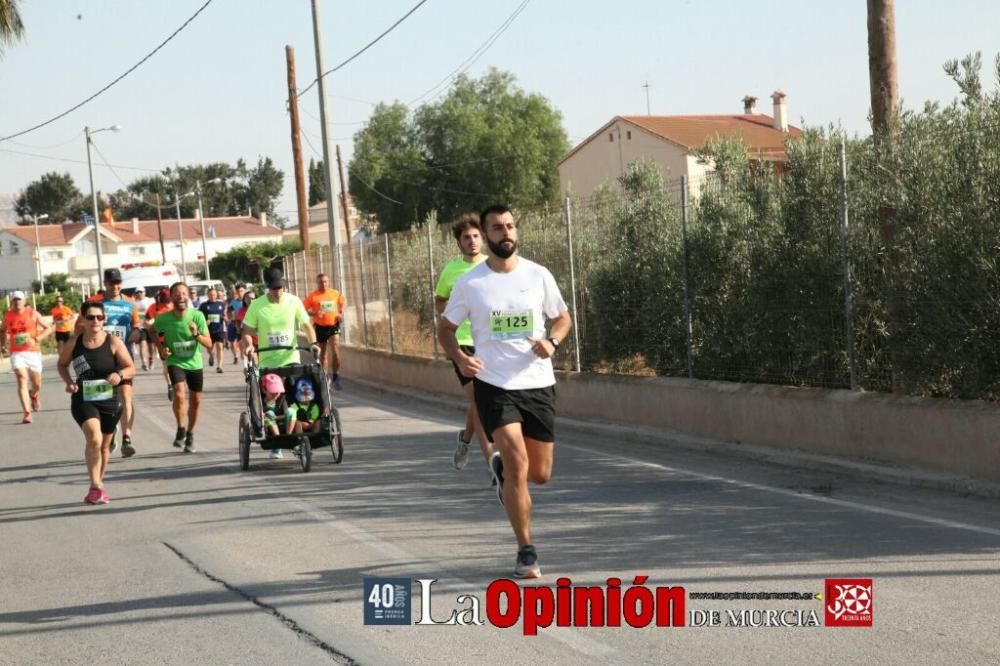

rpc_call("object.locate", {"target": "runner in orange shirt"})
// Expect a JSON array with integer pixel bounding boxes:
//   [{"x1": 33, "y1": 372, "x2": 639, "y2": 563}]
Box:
[
  {"x1": 303, "y1": 273, "x2": 346, "y2": 390},
  {"x1": 50, "y1": 296, "x2": 75, "y2": 357},
  {"x1": 1, "y1": 291, "x2": 53, "y2": 423}
]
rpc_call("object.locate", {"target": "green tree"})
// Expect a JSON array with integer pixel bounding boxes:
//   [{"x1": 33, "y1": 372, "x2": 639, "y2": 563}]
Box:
[
  {"x1": 308, "y1": 158, "x2": 326, "y2": 206},
  {"x1": 349, "y1": 70, "x2": 569, "y2": 233},
  {"x1": 15, "y1": 172, "x2": 83, "y2": 223},
  {"x1": 349, "y1": 102, "x2": 428, "y2": 233},
  {"x1": 233, "y1": 157, "x2": 285, "y2": 228},
  {"x1": 209, "y1": 239, "x2": 301, "y2": 286},
  {"x1": 0, "y1": 0, "x2": 24, "y2": 57}
]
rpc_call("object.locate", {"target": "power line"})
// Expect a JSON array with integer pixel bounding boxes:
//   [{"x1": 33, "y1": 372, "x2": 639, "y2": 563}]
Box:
[
  {"x1": 407, "y1": 0, "x2": 530, "y2": 107},
  {"x1": 0, "y1": 0, "x2": 216, "y2": 142},
  {"x1": 0, "y1": 147, "x2": 161, "y2": 172},
  {"x1": 297, "y1": 0, "x2": 430, "y2": 100}
]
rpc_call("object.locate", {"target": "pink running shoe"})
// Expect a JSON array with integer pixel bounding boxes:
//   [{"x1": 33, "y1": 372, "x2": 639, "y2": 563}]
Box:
[
  {"x1": 22, "y1": 412, "x2": 32, "y2": 424},
  {"x1": 97, "y1": 488, "x2": 110, "y2": 504},
  {"x1": 30, "y1": 391, "x2": 40, "y2": 412},
  {"x1": 84, "y1": 487, "x2": 103, "y2": 504}
]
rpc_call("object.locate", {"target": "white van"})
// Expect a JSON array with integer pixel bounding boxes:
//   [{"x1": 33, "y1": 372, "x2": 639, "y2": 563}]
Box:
[
  {"x1": 119, "y1": 261, "x2": 182, "y2": 298},
  {"x1": 187, "y1": 279, "x2": 227, "y2": 297}
]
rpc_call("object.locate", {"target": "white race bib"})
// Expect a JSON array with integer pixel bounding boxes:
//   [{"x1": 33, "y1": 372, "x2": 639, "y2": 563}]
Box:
[
  {"x1": 172, "y1": 340, "x2": 196, "y2": 359},
  {"x1": 266, "y1": 330, "x2": 292, "y2": 348},
  {"x1": 320, "y1": 301, "x2": 336, "y2": 313},
  {"x1": 105, "y1": 325, "x2": 127, "y2": 339},
  {"x1": 82, "y1": 379, "x2": 114, "y2": 402},
  {"x1": 13, "y1": 332, "x2": 30, "y2": 346},
  {"x1": 207, "y1": 314, "x2": 221, "y2": 324},
  {"x1": 490, "y1": 310, "x2": 533, "y2": 341}
]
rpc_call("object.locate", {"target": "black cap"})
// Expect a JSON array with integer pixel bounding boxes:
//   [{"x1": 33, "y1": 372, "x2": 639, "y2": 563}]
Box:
[
  {"x1": 104, "y1": 268, "x2": 122, "y2": 282},
  {"x1": 265, "y1": 268, "x2": 286, "y2": 290}
]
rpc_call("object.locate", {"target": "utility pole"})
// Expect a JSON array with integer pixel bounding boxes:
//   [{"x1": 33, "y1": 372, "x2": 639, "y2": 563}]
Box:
[
  {"x1": 286, "y1": 45, "x2": 310, "y2": 250},
  {"x1": 642, "y1": 80, "x2": 651, "y2": 115},
  {"x1": 867, "y1": 0, "x2": 898, "y2": 135},
  {"x1": 154, "y1": 192, "x2": 166, "y2": 263},
  {"x1": 310, "y1": 0, "x2": 345, "y2": 295},
  {"x1": 335, "y1": 145, "x2": 351, "y2": 242}
]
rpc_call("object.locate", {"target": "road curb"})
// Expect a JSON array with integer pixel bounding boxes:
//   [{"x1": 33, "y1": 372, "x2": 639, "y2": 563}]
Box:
[{"x1": 344, "y1": 375, "x2": 1000, "y2": 500}]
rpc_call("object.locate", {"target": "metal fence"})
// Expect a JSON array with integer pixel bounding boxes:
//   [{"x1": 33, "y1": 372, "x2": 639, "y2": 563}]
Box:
[{"x1": 282, "y1": 125, "x2": 1000, "y2": 401}]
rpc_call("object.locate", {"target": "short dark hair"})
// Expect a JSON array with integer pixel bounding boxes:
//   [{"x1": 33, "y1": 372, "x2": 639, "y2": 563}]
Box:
[
  {"x1": 169, "y1": 281, "x2": 188, "y2": 295},
  {"x1": 235, "y1": 282, "x2": 246, "y2": 290},
  {"x1": 451, "y1": 213, "x2": 482, "y2": 240},
  {"x1": 479, "y1": 205, "x2": 513, "y2": 226},
  {"x1": 81, "y1": 300, "x2": 105, "y2": 317}
]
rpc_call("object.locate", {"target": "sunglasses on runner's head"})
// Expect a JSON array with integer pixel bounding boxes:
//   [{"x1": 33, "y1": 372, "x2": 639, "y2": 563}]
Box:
[{"x1": 85, "y1": 314, "x2": 106, "y2": 321}]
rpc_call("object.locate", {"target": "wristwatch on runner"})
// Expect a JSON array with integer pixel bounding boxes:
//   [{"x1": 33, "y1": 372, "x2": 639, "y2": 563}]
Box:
[{"x1": 547, "y1": 337, "x2": 560, "y2": 350}]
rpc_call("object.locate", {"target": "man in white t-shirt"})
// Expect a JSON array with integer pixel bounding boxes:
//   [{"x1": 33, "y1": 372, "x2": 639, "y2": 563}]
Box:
[
  {"x1": 439, "y1": 204, "x2": 572, "y2": 580},
  {"x1": 132, "y1": 288, "x2": 155, "y2": 370}
]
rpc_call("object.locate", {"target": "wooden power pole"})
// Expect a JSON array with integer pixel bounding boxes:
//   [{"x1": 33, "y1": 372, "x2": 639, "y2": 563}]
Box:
[
  {"x1": 335, "y1": 145, "x2": 352, "y2": 243},
  {"x1": 154, "y1": 192, "x2": 166, "y2": 264},
  {"x1": 867, "y1": 0, "x2": 898, "y2": 134},
  {"x1": 286, "y1": 45, "x2": 310, "y2": 250}
]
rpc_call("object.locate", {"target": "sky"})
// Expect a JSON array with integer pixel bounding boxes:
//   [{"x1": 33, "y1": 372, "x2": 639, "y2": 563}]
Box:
[{"x1": 1, "y1": 0, "x2": 999, "y2": 223}]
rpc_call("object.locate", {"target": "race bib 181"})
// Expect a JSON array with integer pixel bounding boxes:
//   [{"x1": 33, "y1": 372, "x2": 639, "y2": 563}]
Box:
[
  {"x1": 490, "y1": 310, "x2": 533, "y2": 341},
  {"x1": 105, "y1": 325, "x2": 127, "y2": 339}
]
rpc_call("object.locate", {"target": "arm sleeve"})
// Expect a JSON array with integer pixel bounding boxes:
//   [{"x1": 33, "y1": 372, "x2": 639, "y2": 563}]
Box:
[
  {"x1": 441, "y1": 277, "x2": 470, "y2": 328},
  {"x1": 434, "y1": 267, "x2": 451, "y2": 299},
  {"x1": 541, "y1": 268, "x2": 569, "y2": 319},
  {"x1": 197, "y1": 312, "x2": 209, "y2": 335}
]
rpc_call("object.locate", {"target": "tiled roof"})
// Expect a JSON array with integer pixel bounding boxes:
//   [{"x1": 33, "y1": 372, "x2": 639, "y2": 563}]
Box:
[
  {"x1": 2, "y1": 216, "x2": 281, "y2": 247},
  {"x1": 559, "y1": 114, "x2": 804, "y2": 165}
]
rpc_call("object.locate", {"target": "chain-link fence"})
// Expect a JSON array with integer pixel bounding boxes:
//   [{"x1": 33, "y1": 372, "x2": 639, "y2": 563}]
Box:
[{"x1": 282, "y1": 122, "x2": 1000, "y2": 401}]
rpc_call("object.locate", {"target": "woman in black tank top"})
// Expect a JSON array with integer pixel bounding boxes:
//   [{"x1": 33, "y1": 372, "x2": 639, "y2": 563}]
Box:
[{"x1": 57, "y1": 300, "x2": 136, "y2": 505}]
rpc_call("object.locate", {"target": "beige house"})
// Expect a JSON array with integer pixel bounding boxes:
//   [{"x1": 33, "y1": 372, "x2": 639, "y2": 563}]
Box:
[
  {"x1": 559, "y1": 91, "x2": 804, "y2": 201},
  {"x1": 282, "y1": 196, "x2": 370, "y2": 246}
]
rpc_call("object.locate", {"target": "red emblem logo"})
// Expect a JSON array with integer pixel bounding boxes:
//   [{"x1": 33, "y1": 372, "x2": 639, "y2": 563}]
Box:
[{"x1": 825, "y1": 578, "x2": 873, "y2": 627}]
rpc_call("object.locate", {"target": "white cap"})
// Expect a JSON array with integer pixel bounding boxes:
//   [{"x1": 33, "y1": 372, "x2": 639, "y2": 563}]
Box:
[{"x1": 10, "y1": 290, "x2": 25, "y2": 300}]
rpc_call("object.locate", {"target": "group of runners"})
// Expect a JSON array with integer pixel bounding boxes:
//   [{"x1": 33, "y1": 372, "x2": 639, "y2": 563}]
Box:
[{"x1": 4, "y1": 204, "x2": 569, "y2": 578}]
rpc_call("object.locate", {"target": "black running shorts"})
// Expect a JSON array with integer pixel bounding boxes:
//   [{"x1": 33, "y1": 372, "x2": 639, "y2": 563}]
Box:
[
  {"x1": 167, "y1": 366, "x2": 205, "y2": 392},
  {"x1": 451, "y1": 345, "x2": 476, "y2": 387},
  {"x1": 210, "y1": 329, "x2": 226, "y2": 344},
  {"x1": 71, "y1": 396, "x2": 122, "y2": 434},
  {"x1": 316, "y1": 324, "x2": 341, "y2": 344},
  {"x1": 55, "y1": 331, "x2": 71, "y2": 343},
  {"x1": 473, "y1": 378, "x2": 556, "y2": 443}
]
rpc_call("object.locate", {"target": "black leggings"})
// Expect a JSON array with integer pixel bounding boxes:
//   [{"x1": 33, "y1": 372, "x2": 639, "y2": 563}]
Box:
[{"x1": 71, "y1": 398, "x2": 122, "y2": 434}]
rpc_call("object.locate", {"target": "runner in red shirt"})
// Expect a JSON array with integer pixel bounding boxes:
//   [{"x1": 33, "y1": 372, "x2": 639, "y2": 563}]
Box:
[{"x1": 0, "y1": 291, "x2": 53, "y2": 423}]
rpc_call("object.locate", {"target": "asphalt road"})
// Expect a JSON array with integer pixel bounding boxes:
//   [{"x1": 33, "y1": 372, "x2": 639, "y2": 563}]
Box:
[{"x1": 1, "y1": 355, "x2": 998, "y2": 665}]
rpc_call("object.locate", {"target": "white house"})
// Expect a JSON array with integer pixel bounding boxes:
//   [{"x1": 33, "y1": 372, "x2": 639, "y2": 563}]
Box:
[
  {"x1": 282, "y1": 196, "x2": 371, "y2": 246},
  {"x1": 0, "y1": 214, "x2": 283, "y2": 291},
  {"x1": 559, "y1": 91, "x2": 804, "y2": 201}
]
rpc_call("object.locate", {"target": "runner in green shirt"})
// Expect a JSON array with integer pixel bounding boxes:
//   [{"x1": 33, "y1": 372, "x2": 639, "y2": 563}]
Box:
[
  {"x1": 434, "y1": 213, "x2": 492, "y2": 476},
  {"x1": 153, "y1": 282, "x2": 212, "y2": 453}
]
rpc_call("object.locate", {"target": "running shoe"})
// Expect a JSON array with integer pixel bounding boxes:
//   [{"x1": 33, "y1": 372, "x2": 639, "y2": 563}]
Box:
[
  {"x1": 83, "y1": 487, "x2": 103, "y2": 505},
  {"x1": 270, "y1": 449, "x2": 283, "y2": 460},
  {"x1": 121, "y1": 435, "x2": 136, "y2": 458},
  {"x1": 173, "y1": 427, "x2": 186, "y2": 448},
  {"x1": 216, "y1": 367, "x2": 223, "y2": 374},
  {"x1": 208, "y1": 356, "x2": 214, "y2": 367},
  {"x1": 97, "y1": 488, "x2": 110, "y2": 504},
  {"x1": 141, "y1": 363, "x2": 148, "y2": 372},
  {"x1": 233, "y1": 357, "x2": 239, "y2": 365},
  {"x1": 453, "y1": 430, "x2": 470, "y2": 470},
  {"x1": 489, "y1": 452, "x2": 505, "y2": 505},
  {"x1": 183, "y1": 431, "x2": 196, "y2": 453},
  {"x1": 30, "y1": 391, "x2": 40, "y2": 412},
  {"x1": 514, "y1": 545, "x2": 541, "y2": 579},
  {"x1": 148, "y1": 361, "x2": 155, "y2": 370},
  {"x1": 333, "y1": 375, "x2": 343, "y2": 391},
  {"x1": 21, "y1": 412, "x2": 31, "y2": 424}
]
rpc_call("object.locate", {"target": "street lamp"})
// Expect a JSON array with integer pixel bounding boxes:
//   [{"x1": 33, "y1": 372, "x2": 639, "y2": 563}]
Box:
[
  {"x1": 194, "y1": 177, "x2": 222, "y2": 280},
  {"x1": 27, "y1": 213, "x2": 49, "y2": 293},
  {"x1": 84, "y1": 124, "x2": 121, "y2": 286}
]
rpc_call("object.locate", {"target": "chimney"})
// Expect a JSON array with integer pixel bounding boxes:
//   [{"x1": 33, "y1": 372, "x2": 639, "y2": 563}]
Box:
[
  {"x1": 131, "y1": 217, "x2": 140, "y2": 235},
  {"x1": 742, "y1": 95, "x2": 758, "y2": 115},
  {"x1": 260, "y1": 211, "x2": 268, "y2": 227},
  {"x1": 771, "y1": 90, "x2": 788, "y2": 131}
]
